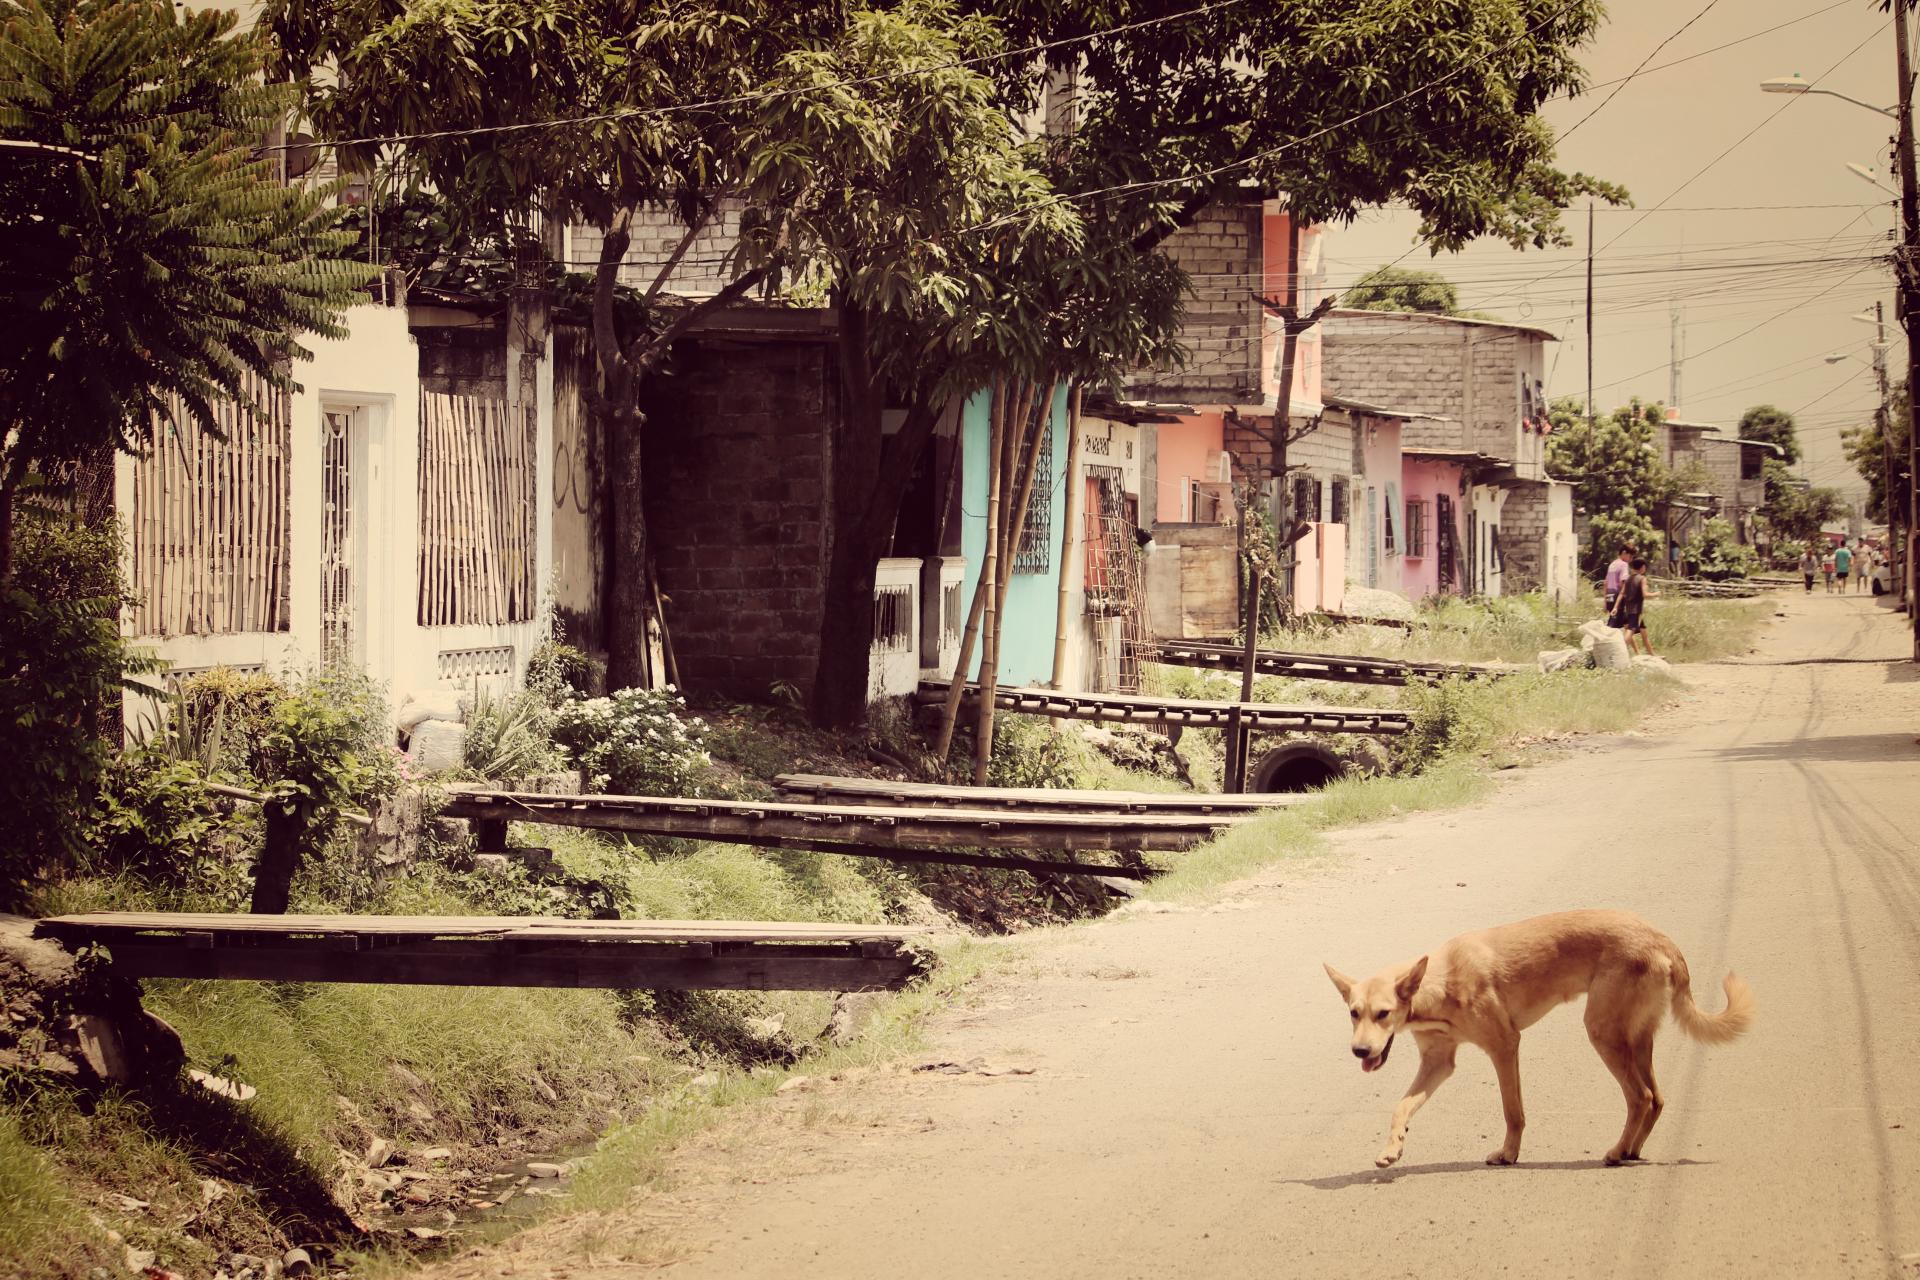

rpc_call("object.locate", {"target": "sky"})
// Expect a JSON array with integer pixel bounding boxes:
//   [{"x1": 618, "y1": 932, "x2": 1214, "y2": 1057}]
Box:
[{"x1": 1327, "y1": 0, "x2": 1906, "y2": 508}]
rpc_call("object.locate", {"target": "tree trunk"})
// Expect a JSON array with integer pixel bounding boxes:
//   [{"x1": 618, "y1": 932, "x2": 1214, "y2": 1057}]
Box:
[
  {"x1": 0, "y1": 446, "x2": 28, "y2": 585},
  {"x1": 602, "y1": 399, "x2": 654, "y2": 691},
  {"x1": 249, "y1": 804, "x2": 304, "y2": 915},
  {"x1": 1049, "y1": 383, "x2": 1086, "y2": 696},
  {"x1": 969, "y1": 381, "x2": 1009, "y2": 783}
]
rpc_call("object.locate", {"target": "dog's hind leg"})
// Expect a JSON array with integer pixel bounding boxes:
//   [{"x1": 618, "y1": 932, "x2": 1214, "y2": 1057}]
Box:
[
  {"x1": 1623, "y1": 1036, "x2": 1664, "y2": 1159},
  {"x1": 1376, "y1": 1034, "x2": 1457, "y2": 1168}
]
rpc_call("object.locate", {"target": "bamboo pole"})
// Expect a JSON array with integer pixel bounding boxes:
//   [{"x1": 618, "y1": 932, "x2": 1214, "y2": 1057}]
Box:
[
  {"x1": 933, "y1": 381, "x2": 1007, "y2": 760},
  {"x1": 1049, "y1": 383, "x2": 1086, "y2": 697},
  {"x1": 970, "y1": 378, "x2": 1011, "y2": 785}
]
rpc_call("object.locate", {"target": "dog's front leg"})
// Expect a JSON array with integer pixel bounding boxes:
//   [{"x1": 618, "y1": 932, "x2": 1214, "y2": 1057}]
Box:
[
  {"x1": 1486, "y1": 1039, "x2": 1525, "y2": 1165},
  {"x1": 1377, "y1": 1036, "x2": 1457, "y2": 1167}
]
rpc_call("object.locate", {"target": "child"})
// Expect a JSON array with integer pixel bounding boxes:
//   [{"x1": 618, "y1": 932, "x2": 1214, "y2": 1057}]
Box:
[
  {"x1": 1610, "y1": 557, "x2": 1655, "y2": 656},
  {"x1": 1821, "y1": 550, "x2": 1836, "y2": 593}
]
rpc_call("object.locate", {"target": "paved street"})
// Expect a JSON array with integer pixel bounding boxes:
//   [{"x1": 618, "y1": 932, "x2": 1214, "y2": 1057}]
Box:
[{"x1": 449, "y1": 592, "x2": 1919, "y2": 1279}]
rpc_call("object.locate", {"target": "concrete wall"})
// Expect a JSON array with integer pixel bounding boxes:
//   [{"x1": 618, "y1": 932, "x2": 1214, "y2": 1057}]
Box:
[
  {"x1": 1350, "y1": 413, "x2": 1403, "y2": 592},
  {"x1": 1261, "y1": 208, "x2": 1324, "y2": 410},
  {"x1": 1400, "y1": 457, "x2": 1466, "y2": 600},
  {"x1": 1323, "y1": 311, "x2": 1550, "y2": 474},
  {"x1": 1154, "y1": 415, "x2": 1230, "y2": 523},
  {"x1": 642, "y1": 338, "x2": 835, "y2": 699},
  {"x1": 1127, "y1": 202, "x2": 1264, "y2": 404},
  {"x1": 570, "y1": 205, "x2": 744, "y2": 297},
  {"x1": 960, "y1": 384, "x2": 1070, "y2": 688},
  {"x1": 1467, "y1": 483, "x2": 1509, "y2": 597}
]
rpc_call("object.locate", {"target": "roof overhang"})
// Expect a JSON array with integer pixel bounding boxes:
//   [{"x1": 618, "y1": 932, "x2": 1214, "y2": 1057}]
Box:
[
  {"x1": 1084, "y1": 396, "x2": 1194, "y2": 425},
  {"x1": 1322, "y1": 393, "x2": 1431, "y2": 421}
]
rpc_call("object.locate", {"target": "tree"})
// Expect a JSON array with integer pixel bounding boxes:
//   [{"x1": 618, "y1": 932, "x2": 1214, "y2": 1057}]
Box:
[
  {"x1": 272, "y1": 0, "x2": 846, "y2": 690},
  {"x1": 1545, "y1": 397, "x2": 1676, "y2": 571},
  {"x1": 1760, "y1": 461, "x2": 1847, "y2": 544},
  {"x1": 1343, "y1": 266, "x2": 1463, "y2": 315},
  {"x1": 1737, "y1": 404, "x2": 1801, "y2": 466},
  {"x1": 0, "y1": 0, "x2": 372, "y2": 581},
  {"x1": 1842, "y1": 382, "x2": 1910, "y2": 525}
]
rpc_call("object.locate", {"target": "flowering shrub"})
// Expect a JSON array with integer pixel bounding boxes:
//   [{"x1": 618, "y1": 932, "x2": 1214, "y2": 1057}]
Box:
[{"x1": 551, "y1": 687, "x2": 710, "y2": 796}]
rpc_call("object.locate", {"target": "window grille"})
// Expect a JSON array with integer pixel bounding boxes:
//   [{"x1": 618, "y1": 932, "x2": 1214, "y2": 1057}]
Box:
[
  {"x1": 1329, "y1": 478, "x2": 1349, "y2": 526},
  {"x1": 1291, "y1": 475, "x2": 1320, "y2": 524},
  {"x1": 941, "y1": 580, "x2": 963, "y2": 651},
  {"x1": 437, "y1": 646, "x2": 516, "y2": 682},
  {"x1": 1014, "y1": 415, "x2": 1052, "y2": 574},
  {"x1": 320, "y1": 410, "x2": 356, "y2": 668},
  {"x1": 1406, "y1": 500, "x2": 1429, "y2": 556},
  {"x1": 1383, "y1": 484, "x2": 1399, "y2": 555},
  {"x1": 873, "y1": 584, "x2": 913, "y2": 653},
  {"x1": 418, "y1": 392, "x2": 538, "y2": 626},
  {"x1": 1491, "y1": 524, "x2": 1504, "y2": 573}
]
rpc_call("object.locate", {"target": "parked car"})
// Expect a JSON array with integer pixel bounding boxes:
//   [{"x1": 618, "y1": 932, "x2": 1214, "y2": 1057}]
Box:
[{"x1": 1872, "y1": 561, "x2": 1892, "y2": 595}]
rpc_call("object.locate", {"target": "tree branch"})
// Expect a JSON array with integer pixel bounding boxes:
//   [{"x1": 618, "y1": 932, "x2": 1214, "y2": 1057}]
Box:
[
  {"x1": 648, "y1": 262, "x2": 775, "y2": 356},
  {"x1": 642, "y1": 199, "x2": 723, "y2": 306}
]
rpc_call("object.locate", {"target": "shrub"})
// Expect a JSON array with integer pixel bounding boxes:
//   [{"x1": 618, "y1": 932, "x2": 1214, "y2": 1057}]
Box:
[
  {"x1": 1688, "y1": 518, "x2": 1760, "y2": 580},
  {"x1": 526, "y1": 639, "x2": 598, "y2": 703},
  {"x1": 0, "y1": 515, "x2": 156, "y2": 909},
  {"x1": 463, "y1": 683, "x2": 561, "y2": 783},
  {"x1": 86, "y1": 754, "x2": 250, "y2": 904},
  {"x1": 551, "y1": 686, "x2": 710, "y2": 795},
  {"x1": 1394, "y1": 677, "x2": 1494, "y2": 773},
  {"x1": 986, "y1": 715, "x2": 1089, "y2": 790},
  {"x1": 173, "y1": 667, "x2": 287, "y2": 777}
]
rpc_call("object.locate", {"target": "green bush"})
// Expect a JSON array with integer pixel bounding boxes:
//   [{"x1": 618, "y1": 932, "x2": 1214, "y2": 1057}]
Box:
[
  {"x1": 526, "y1": 639, "x2": 598, "y2": 702},
  {"x1": 85, "y1": 754, "x2": 248, "y2": 902},
  {"x1": 1395, "y1": 676, "x2": 1494, "y2": 773},
  {"x1": 0, "y1": 516, "x2": 156, "y2": 910},
  {"x1": 172, "y1": 667, "x2": 287, "y2": 777},
  {"x1": 463, "y1": 682, "x2": 561, "y2": 782},
  {"x1": 986, "y1": 714, "x2": 1088, "y2": 790}
]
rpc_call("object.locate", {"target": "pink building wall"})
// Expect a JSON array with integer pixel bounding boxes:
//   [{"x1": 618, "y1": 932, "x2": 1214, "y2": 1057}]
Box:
[
  {"x1": 1400, "y1": 457, "x2": 1466, "y2": 601},
  {"x1": 1261, "y1": 210, "x2": 1323, "y2": 409},
  {"x1": 1154, "y1": 413, "x2": 1227, "y2": 522}
]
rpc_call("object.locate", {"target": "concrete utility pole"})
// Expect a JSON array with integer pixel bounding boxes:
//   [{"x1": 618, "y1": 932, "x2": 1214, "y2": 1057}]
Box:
[
  {"x1": 1668, "y1": 300, "x2": 1684, "y2": 412},
  {"x1": 1872, "y1": 301, "x2": 1902, "y2": 605},
  {"x1": 1895, "y1": 0, "x2": 1920, "y2": 656}
]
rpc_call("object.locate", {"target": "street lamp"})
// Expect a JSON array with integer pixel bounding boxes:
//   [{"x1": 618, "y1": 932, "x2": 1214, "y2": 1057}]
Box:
[
  {"x1": 1759, "y1": 74, "x2": 1897, "y2": 118},
  {"x1": 1848, "y1": 161, "x2": 1898, "y2": 194}
]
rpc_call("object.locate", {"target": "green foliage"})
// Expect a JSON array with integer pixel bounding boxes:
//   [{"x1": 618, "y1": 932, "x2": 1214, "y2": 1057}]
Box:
[
  {"x1": 85, "y1": 754, "x2": 251, "y2": 904},
  {"x1": 0, "y1": 516, "x2": 157, "y2": 909},
  {"x1": 172, "y1": 667, "x2": 287, "y2": 777},
  {"x1": 1842, "y1": 382, "x2": 1910, "y2": 524},
  {"x1": 1342, "y1": 265, "x2": 1462, "y2": 315},
  {"x1": 526, "y1": 640, "x2": 599, "y2": 702},
  {"x1": 551, "y1": 687, "x2": 711, "y2": 795},
  {"x1": 463, "y1": 683, "x2": 562, "y2": 783},
  {"x1": 1395, "y1": 677, "x2": 1495, "y2": 773},
  {"x1": 1546, "y1": 397, "x2": 1679, "y2": 571},
  {"x1": 1760, "y1": 458, "x2": 1849, "y2": 543},
  {"x1": 0, "y1": 0, "x2": 374, "y2": 575},
  {"x1": 1737, "y1": 403, "x2": 1801, "y2": 466},
  {"x1": 1688, "y1": 517, "x2": 1760, "y2": 580},
  {"x1": 985, "y1": 715, "x2": 1090, "y2": 791}
]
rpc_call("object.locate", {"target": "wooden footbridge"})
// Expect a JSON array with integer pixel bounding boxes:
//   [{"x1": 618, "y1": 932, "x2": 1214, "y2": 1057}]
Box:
[
  {"x1": 773, "y1": 773, "x2": 1307, "y2": 814},
  {"x1": 914, "y1": 681, "x2": 1412, "y2": 735},
  {"x1": 1150, "y1": 639, "x2": 1512, "y2": 686},
  {"x1": 440, "y1": 787, "x2": 1245, "y2": 881},
  {"x1": 33, "y1": 912, "x2": 931, "y2": 991}
]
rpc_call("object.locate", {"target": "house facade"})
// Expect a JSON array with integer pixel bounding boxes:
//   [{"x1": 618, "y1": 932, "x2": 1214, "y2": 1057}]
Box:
[
  {"x1": 1322, "y1": 308, "x2": 1575, "y2": 601},
  {"x1": 119, "y1": 295, "x2": 563, "y2": 707}
]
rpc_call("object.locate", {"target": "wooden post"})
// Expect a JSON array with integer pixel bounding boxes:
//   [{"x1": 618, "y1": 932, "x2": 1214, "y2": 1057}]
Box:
[
  {"x1": 971, "y1": 380, "x2": 1012, "y2": 785},
  {"x1": 933, "y1": 381, "x2": 1008, "y2": 760}
]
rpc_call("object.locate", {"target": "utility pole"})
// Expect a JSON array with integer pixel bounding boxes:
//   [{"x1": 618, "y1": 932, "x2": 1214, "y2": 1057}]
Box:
[
  {"x1": 1668, "y1": 300, "x2": 1684, "y2": 411},
  {"x1": 1894, "y1": 0, "x2": 1920, "y2": 656},
  {"x1": 1873, "y1": 301, "x2": 1901, "y2": 605},
  {"x1": 1586, "y1": 202, "x2": 1595, "y2": 433}
]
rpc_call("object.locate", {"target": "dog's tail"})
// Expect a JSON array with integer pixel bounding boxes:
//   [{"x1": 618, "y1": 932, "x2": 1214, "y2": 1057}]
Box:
[{"x1": 1670, "y1": 960, "x2": 1755, "y2": 1045}]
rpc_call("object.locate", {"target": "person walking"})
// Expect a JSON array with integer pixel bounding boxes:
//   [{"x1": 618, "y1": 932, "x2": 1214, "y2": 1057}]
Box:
[
  {"x1": 1855, "y1": 546, "x2": 1874, "y2": 593},
  {"x1": 1821, "y1": 547, "x2": 1837, "y2": 593},
  {"x1": 1604, "y1": 544, "x2": 1634, "y2": 614},
  {"x1": 1799, "y1": 547, "x2": 1817, "y2": 593},
  {"x1": 1834, "y1": 541, "x2": 1853, "y2": 594},
  {"x1": 1609, "y1": 557, "x2": 1656, "y2": 656}
]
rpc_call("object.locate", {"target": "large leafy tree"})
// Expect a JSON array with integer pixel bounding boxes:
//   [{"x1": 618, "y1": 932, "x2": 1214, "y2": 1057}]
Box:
[
  {"x1": 1843, "y1": 382, "x2": 1910, "y2": 526},
  {"x1": 1546, "y1": 397, "x2": 1676, "y2": 572},
  {"x1": 271, "y1": 0, "x2": 846, "y2": 690},
  {"x1": 0, "y1": 0, "x2": 372, "y2": 580},
  {"x1": 1737, "y1": 403, "x2": 1802, "y2": 466},
  {"x1": 1344, "y1": 266, "x2": 1465, "y2": 315}
]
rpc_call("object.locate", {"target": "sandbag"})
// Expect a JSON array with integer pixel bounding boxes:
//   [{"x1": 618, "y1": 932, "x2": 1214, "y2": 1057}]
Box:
[
  {"x1": 1631, "y1": 654, "x2": 1672, "y2": 673},
  {"x1": 1577, "y1": 619, "x2": 1631, "y2": 670},
  {"x1": 395, "y1": 689, "x2": 465, "y2": 733},
  {"x1": 407, "y1": 719, "x2": 467, "y2": 773},
  {"x1": 1537, "y1": 647, "x2": 1589, "y2": 674}
]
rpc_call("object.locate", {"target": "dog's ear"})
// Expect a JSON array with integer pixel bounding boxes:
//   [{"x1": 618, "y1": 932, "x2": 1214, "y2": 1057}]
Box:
[
  {"x1": 1323, "y1": 963, "x2": 1355, "y2": 1001},
  {"x1": 1395, "y1": 956, "x2": 1429, "y2": 1003}
]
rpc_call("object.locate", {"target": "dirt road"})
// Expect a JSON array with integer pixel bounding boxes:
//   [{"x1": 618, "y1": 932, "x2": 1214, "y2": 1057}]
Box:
[{"x1": 473, "y1": 593, "x2": 1920, "y2": 1278}]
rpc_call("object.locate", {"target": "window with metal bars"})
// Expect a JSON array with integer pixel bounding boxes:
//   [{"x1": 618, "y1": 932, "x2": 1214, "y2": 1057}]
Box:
[
  {"x1": 1330, "y1": 478, "x2": 1349, "y2": 526},
  {"x1": 1406, "y1": 500, "x2": 1429, "y2": 556},
  {"x1": 1291, "y1": 475, "x2": 1321, "y2": 524},
  {"x1": 1014, "y1": 420, "x2": 1052, "y2": 573},
  {"x1": 872, "y1": 584, "x2": 913, "y2": 653}
]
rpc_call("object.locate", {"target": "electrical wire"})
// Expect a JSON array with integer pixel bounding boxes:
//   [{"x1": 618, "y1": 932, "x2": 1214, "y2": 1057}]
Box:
[{"x1": 1557, "y1": 0, "x2": 1724, "y2": 143}]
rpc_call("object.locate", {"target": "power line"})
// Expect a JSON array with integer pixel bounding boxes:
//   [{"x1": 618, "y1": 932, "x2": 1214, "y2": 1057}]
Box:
[{"x1": 1558, "y1": 0, "x2": 1724, "y2": 143}]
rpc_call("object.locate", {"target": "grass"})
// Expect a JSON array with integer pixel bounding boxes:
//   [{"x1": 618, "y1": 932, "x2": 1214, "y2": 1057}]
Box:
[{"x1": 0, "y1": 1109, "x2": 107, "y2": 1278}]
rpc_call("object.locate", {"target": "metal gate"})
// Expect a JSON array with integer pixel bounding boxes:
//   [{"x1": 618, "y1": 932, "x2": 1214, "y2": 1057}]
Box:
[
  {"x1": 1084, "y1": 465, "x2": 1151, "y2": 693},
  {"x1": 320, "y1": 409, "x2": 358, "y2": 667}
]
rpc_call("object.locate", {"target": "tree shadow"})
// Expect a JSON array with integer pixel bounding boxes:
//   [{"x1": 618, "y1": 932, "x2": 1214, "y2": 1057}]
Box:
[
  {"x1": 1716, "y1": 732, "x2": 1917, "y2": 765},
  {"x1": 1282, "y1": 1156, "x2": 1713, "y2": 1191}
]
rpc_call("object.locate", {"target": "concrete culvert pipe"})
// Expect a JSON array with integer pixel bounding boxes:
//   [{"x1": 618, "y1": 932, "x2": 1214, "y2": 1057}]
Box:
[{"x1": 1251, "y1": 743, "x2": 1349, "y2": 794}]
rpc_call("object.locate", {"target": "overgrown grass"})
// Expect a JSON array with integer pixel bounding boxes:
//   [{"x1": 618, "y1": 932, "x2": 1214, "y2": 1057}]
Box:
[
  {"x1": 0, "y1": 1109, "x2": 106, "y2": 1278},
  {"x1": 1267, "y1": 589, "x2": 1765, "y2": 666}
]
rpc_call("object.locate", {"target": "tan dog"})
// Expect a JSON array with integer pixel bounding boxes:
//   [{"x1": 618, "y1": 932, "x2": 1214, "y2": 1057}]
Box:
[{"x1": 1324, "y1": 909, "x2": 1753, "y2": 1168}]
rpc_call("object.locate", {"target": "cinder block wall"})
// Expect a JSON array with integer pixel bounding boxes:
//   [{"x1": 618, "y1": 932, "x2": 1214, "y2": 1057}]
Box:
[
  {"x1": 1322, "y1": 313, "x2": 1528, "y2": 459},
  {"x1": 642, "y1": 339, "x2": 835, "y2": 698},
  {"x1": 1128, "y1": 202, "x2": 1264, "y2": 404},
  {"x1": 1501, "y1": 482, "x2": 1551, "y2": 591}
]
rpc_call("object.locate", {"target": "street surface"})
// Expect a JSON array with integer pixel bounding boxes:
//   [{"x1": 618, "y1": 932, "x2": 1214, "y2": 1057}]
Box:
[{"x1": 457, "y1": 591, "x2": 1920, "y2": 1279}]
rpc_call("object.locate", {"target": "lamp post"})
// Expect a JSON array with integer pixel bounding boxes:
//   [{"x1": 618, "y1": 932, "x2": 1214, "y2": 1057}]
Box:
[{"x1": 1765, "y1": 19, "x2": 1920, "y2": 658}]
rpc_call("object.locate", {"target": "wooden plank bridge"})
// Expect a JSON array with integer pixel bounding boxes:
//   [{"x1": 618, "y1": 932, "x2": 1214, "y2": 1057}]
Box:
[
  {"x1": 440, "y1": 788, "x2": 1242, "y2": 881},
  {"x1": 33, "y1": 912, "x2": 932, "y2": 991},
  {"x1": 773, "y1": 773, "x2": 1307, "y2": 814},
  {"x1": 1150, "y1": 639, "x2": 1512, "y2": 687},
  {"x1": 914, "y1": 681, "x2": 1412, "y2": 735}
]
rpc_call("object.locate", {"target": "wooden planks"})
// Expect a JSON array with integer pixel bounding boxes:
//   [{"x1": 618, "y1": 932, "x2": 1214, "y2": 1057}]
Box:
[
  {"x1": 34, "y1": 913, "x2": 932, "y2": 992},
  {"x1": 774, "y1": 774, "x2": 1307, "y2": 814},
  {"x1": 418, "y1": 392, "x2": 538, "y2": 627},
  {"x1": 915, "y1": 681, "x2": 1412, "y2": 736},
  {"x1": 1151, "y1": 639, "x2": 1511, "y2": 687},
  {"x1": 439, "y1": 788, "x2": 1236, "y2": 853}
]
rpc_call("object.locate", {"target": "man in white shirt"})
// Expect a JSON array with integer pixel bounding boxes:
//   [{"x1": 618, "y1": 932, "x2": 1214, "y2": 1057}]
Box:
[{"x1": 1603, "y1": 544, "x2": 1634, "y2": 613}]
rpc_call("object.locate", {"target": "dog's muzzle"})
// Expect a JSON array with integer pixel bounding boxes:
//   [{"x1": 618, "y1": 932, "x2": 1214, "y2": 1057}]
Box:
[{"x1": 1358, "y1": 1033, "x2": 1394, "y2": 1073}]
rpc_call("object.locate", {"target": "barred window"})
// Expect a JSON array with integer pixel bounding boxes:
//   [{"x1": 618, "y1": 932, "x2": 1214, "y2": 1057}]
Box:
[
  {"x1": 1406, "y1": 500, "x2": 1429, "y2": 557},
  {"x1": 1014, "y1": 419, "x2": 1053, "y2": 574},
  {"x1": 1330, "y1": 477, "x2": 1349, "y2": 526}
]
